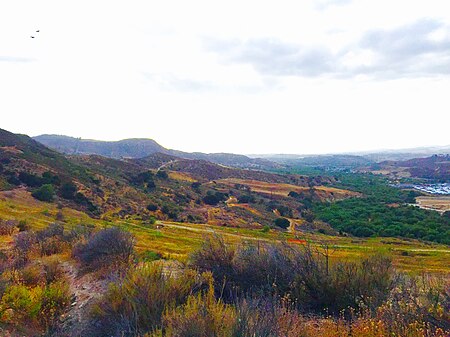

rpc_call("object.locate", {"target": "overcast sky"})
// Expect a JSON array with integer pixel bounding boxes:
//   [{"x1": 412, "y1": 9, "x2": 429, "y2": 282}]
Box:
[{"x1": 1, "y1": 0, "x2": 449, "y2": 155}]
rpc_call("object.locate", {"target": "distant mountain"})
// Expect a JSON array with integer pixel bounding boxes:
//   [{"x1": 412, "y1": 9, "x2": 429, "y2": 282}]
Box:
[
  {"x1": 252, "y1": 145, "x2": 450, "y2": 163},
  {"x1": 33, "y1": 135, "x2": 167, "y2": 158},
  {"x1": 258, "y1": 154, "x2": 373, "y2": 170},
  {"x1": 34, "y1": 134, "x2": 281, "y2": 171},
  {"x1": 358, "y1": 146, "x2": 450, "y2": 162},
  {"x1": 374, "y1": 154, "x2": 450, "y2": 182}
]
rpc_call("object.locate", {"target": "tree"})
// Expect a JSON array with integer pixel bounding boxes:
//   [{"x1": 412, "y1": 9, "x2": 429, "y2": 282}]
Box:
[
  {"x1": 147, "y1": 203, "x2": 158, "y2": 212},
  {"x1": 156, "y1": 170, "x2": 169, "y2": 179},
  {"x1": 274, "y1": 217, "x2": 290, "y2": 229},
  {"x1": 32, "y1": 184, "x2": 55, "y2": 202},
  {"x1": 59, "y1": 182, "x2": 77, "y2": 200}
]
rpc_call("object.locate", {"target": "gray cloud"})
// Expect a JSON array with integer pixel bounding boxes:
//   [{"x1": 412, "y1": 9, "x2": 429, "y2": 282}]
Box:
[
  {"x1": 354, "y1": 19, "x2": 450, "y2": 78},
  {"x1": 204, "y1": 19, "x2": 450, "y2": 80},
  {"x1": 204, "y1": 38, "x2": 335, "y2": 77},
  {"x1": 0, "y1": 56, "x2": 35, "y2": 63}
]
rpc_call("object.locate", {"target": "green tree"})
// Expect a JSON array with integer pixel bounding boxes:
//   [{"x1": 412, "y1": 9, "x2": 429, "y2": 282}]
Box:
[
  {"x1": 32, "y1": 184, "x2": 55, "y2": 202},
  {"x1": 274, "y1": 217, "x2": 290, "y2": 229},
  {"x1": 59, "y1": 182, "x2": 77, "y2": 200}
]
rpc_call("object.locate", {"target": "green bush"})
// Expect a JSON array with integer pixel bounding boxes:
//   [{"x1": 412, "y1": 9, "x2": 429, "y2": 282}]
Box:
[
  {"x1": 32, "y1": 184, "x2": 55, "y2": 202},
  {"x1": 39, "y1": 281, "x2": 71, "y2": 329},
  {"x1": 274, "y1": 217, "x2": 290, "y2": 229},
  {"x1": 59, "y1": 181, "x2": 77, "y2": 199},
  {"x1": 146, "y1": 203, "x2": 158, "y2": 212},
  {"x1": 0, "y1": 284, "x2": 42, "y2": 323}
]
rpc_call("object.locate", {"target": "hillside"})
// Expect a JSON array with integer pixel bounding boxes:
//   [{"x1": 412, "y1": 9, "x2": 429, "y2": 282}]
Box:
[
  {"x1": 33, "y1": 134, "x2": 168, "y2": 158},
  {"x1": 373, "y1": 154, "x2": 450, "y2": 181},
  {"x1": 1, "y1": 129, "x2": 348, "y2": 229},
  {"x1": 33, "y1": 134, "x2": 280, "y2": 170}
]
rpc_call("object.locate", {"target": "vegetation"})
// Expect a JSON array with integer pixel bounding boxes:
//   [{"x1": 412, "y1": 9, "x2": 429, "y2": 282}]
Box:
[
  {"x1": 0, "y1": 128, "x2": 449, "y2": 336},
  {"x1": 32, "y1": 184, "x2": 55, "y2": 202},
  {"x1": 313, "y1": 174, "x2": 450, "y2": 244},
  {"x1": 82, "y1": 235, "x2": 448, "y2": 336},
  {"x1": 73, "y1": 227, "x2": 135, "y2": 270},
  {"x1": 274, "y1": 217, "x2": 290, "y2": 229}
]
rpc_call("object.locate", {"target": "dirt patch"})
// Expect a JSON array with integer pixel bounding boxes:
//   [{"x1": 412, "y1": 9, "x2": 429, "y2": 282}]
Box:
[
  {"x1": 415, "y1": 196, "x2": 450, "y2": 213},
  {"x1": 54, "y1": 262, "x2": 107, "y2": 337},
  {"x1": 217, "y1": 178, "x2": 360, "y2": 201}
]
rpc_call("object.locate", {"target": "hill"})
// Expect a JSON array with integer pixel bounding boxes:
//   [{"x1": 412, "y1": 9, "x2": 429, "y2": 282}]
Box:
[
  {"x1": 33, "y1": 134, "x2": 280, "y2": 170},
  {"x1": 2, "y1": 128, "x2": 448, "y2": 243},
  {"x1": 2, "y1": 129, "x2": 346, "y2": 228},
  {"x1": 33, "y1": 134, "x2": 168, "y2": 158},
  {"x1": 373, "y1": 154, "x2": 450, "y2": 181}
]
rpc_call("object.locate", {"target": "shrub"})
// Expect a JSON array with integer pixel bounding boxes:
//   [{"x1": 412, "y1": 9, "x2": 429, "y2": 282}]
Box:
[
  {"x1": 39, "y1": 281, "x2": 70, "y2": 329},
  {"x1": 289, "y1": 251, "x2": 393, "y2": 314},
  {"x1": 42, "y1": 171, "x2": 61, "y2": 186},
  {"x1": 18, "y1": 172, "x2": 43, "y2": 187},
  {"x1": 37, "y1": 223, "x2": 65, "y2": 241},
  {"x1": 191, "y1": 182, "x2": 201, "y2": 189},
  {"x1": 190, "y1": 235, "x2": 234, "y2": 293},
  {"x1": 161, "y1": 274, "x2": 236, "y2": 337},
  {"x1": 73, "y1": 227, "x2": 135, "y2": 269},
  {"x1": 261, "y1": 225, "x2": 270, "y2": 233},
  {"x1": 43, "y1": 258, "x2": 64, "y2": 284},
  {"x1": 0, "y1": 219, "x2": 17, "y2": 235},
  {"x1": 0, "y1": 284, "x2": 42, "y2": 323},
  {"x1": 35, "y1": 223, "x2": 68, "y2": 256},
  {"x1": 18, "y1": 220, "x2": 30, "y2": 232},
  {"x1": 20, "y1": 264, "x2": 45, "y2": 286},
  {"x1": 140, "y1": 250, "x2": 162, "y2": 262},
  {"x1": 67, "y1": 223, "x2": 95, "y2": 243},
  {"x1": 89, "y1": 263, "x2": 205, "y2": 336},
  {"x1": 12, "y1": 231, "x2": 37, "y2": 267},
  {"x1": 32, "y1": 184, "x2": 55, "y2": 202},
  {"x1": 274, "y1": 217, "x2": 290, "y2": 229},
  {"x1": 238, "y1": 195, "x2": 256, "y2": 204},
  {"x1": 191, "y1": 236, "x2": 394, "y2": 314},
  {"x1": 202, "y1": 191, "x2": 228, "y2": 206},
  {"x1": 59, "y1": 181, "x2": 77, "y2": 199},
  {"x1": 39, "y1": 236, "x2": 67, "y2": 256},
  {"x1": 156, "y1": 170, "x2": 169, "y2": 179},
  {"x1": 147, "y1": 203, "x2": 158, "y2": 212}
]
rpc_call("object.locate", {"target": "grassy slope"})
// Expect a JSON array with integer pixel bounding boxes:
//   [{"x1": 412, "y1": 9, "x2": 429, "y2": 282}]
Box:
[{"x1": 1, "y1": 189, "x2": 448, "y2": 274}]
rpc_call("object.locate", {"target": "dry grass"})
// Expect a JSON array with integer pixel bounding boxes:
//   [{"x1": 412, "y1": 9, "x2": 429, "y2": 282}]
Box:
[
  {"x1": 415, "y1": 196, "x2": 450, "y2": 213},
  {"x1": 167, "y1": 171, "x2": 197, "y2": 182},
  {"x1": 0, "y1": 189, "x2": 449, "y2": 274},
  {"x1": 216, "y1": 178, "x2": 360, "y2": 200}
]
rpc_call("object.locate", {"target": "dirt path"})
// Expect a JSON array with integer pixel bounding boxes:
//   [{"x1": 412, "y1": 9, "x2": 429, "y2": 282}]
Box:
[{"x1": 55, "y1": 262, "x2": 107, "y2": 337}]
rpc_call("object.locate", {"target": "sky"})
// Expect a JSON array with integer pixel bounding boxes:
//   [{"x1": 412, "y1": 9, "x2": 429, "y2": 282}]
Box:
[{"x1": 1, "y1": 0, "x2": 449, "y2": 155}]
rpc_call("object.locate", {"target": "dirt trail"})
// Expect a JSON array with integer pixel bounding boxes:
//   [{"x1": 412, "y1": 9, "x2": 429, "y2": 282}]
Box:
[{"x1": 55, "y1": 262, "x2": 106, "y2": 337}]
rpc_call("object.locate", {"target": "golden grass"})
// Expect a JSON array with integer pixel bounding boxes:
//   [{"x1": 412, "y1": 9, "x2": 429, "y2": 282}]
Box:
[
  {"x1": 226, "y1": 203, "x2": 262, "y2": 216},
  {"x1": 216, "y1": 178, "x2": 360, "y2": 199},
  {"x1": 167, "y1": 171, "x2": 197, "y2": 182}
]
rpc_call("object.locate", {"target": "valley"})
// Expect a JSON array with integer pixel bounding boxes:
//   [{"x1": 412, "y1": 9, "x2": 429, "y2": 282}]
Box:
[{"x1": 0, "y1": 128, "x2": 448, "y2": 336}]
